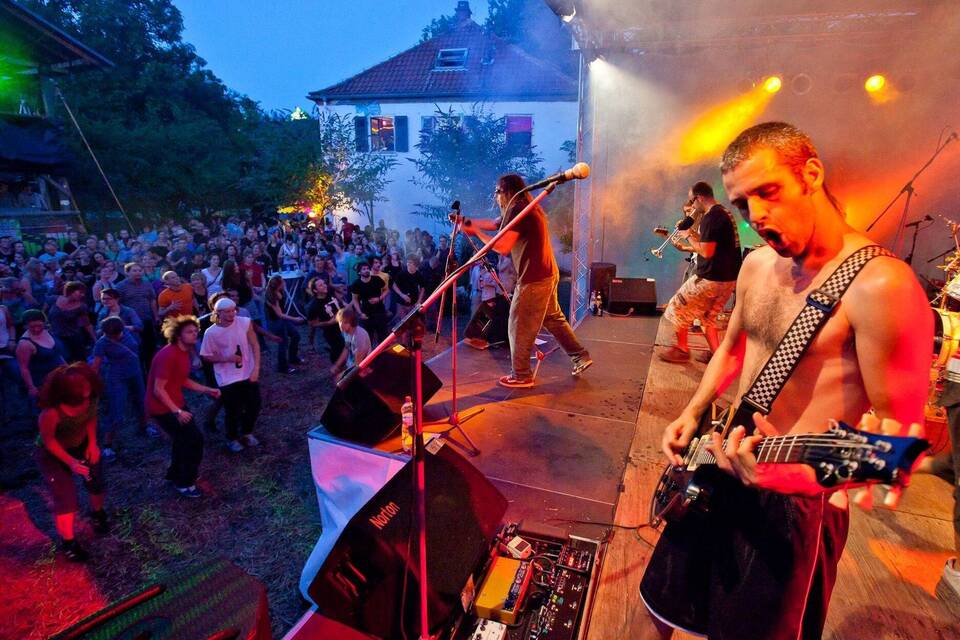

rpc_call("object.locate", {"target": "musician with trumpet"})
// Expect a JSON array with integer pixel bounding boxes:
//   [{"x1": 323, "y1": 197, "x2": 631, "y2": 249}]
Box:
[{"x1": 659, "y1": 181, "x2": 742, "y2": 364}]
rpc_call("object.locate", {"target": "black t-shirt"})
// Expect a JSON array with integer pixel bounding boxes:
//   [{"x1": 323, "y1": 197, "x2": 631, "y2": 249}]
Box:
[
  {"x1": 350, "y1": 276, "x2": 386, "y2": 316},
  {"x1": 695, "y1": 204, "x2": 742, "y2": 282},
  {"x1": 393, "y1": 270, "x2": 424, "y2": 302},
  {"x1": 501, "y1": 203, "x2": 555, "y2": 284},
  {"x1": 307, "y1": 294, "x2": 344, "y2": 337}
]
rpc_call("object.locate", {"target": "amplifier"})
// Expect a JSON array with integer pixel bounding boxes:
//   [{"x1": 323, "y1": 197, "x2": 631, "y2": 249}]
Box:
[{"x1": 607, "y1": 277, "x2": 657, "y2": 315}]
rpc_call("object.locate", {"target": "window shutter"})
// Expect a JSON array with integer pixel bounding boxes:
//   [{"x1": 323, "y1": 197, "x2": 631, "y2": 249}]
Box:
[
  {"x1": 354, "y1": 116, "x2": 369, "y2": 152},
  {"x1": 395, "y1": 116, "x2": 409, "y2": 152}
]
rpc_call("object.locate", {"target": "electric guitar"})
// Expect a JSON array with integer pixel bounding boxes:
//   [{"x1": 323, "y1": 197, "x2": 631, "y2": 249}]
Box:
[{"x1": 649, "y1": 405, "x2": 929, "y2": 527}]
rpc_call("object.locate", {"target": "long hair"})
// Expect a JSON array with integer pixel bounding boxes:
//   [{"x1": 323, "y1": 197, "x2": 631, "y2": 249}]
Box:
[
  {"x1": 161, "y1": 315, "x2": 199, "y2": 345},
  {"x1": 497, "y1": 173, "x2": 544, "y2": 221},
  {"x1": 38, "y1": 362, "x2": 104, "y2": 410}
]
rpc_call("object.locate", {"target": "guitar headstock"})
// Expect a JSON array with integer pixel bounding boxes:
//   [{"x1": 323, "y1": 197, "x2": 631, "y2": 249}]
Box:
[{"x1": 802, "y1": 420, "x2": 929, "y2": 488}]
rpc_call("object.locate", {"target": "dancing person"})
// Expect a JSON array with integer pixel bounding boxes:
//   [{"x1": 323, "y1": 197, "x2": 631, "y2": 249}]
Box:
[
  {"x1": 349, "y1": 261, "x2": 388, "y2": 345},
  {"x1": 637, "y1": 122, "x2": 930, "y2": 640},
  {"x1": 306, "y1": 276, "x2": 345, "y2": 361},
  {"x1": 330, "y1": 306, "x2": 370, "y2": 376},
  {"x1": 91, "y1": 316, "x2": 145, "y2": 460},
  {"x1": 461, "y1": 174, "x2": 592, "y2": 388},
  {"x1": 145, "y1": 315, "x2": 220, "y2": 498},
  {"x1": 264, "y1": 275, "x2": 304, "y2": 374},
  {"x1": 118, "y1": 262, "x2": 159, "y2": 373},
  {"x1": 199, "y1": 297, "x2": 261, "y2": 453},
  {"x1": 659, "y1": 181, "x2": 742, "y2": 364},
  {"x1": 35, "y1": 363, "x2": 108, "y2": 562},
  {"x1": 16, "y1": 309, "x2": 66, "y2": 414},
  {"x1": 392, "y1": 254, "x2": 425, "y2": 320},
  {"x1": 47, "y1": 281, "x2": 95, "y2": 362}
]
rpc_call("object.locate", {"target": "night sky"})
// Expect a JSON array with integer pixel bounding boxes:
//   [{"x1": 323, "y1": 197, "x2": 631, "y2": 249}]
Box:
[{"x1": 176, "y1": 0, "x2": 489, "y2": 113}]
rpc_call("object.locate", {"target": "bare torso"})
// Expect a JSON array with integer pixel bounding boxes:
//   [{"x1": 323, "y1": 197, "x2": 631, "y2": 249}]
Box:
[{"x1": 736, "y1": 235, "x2": 877, "y2": 435}]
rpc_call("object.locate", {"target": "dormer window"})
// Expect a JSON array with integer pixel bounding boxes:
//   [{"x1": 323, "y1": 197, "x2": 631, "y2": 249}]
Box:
[{"x1": 435, "y1": 48, "x2": 468, "y2": 70}]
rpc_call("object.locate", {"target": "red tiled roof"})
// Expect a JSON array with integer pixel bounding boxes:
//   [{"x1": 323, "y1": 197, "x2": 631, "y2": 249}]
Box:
[{"x1": 308, "y1": 20, "x2": 576, "y2": 103}]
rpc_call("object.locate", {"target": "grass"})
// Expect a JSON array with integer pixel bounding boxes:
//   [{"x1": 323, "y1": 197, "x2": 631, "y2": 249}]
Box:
[{"x1": 0, "y1": 320, "x2": 461, "y2": 639}]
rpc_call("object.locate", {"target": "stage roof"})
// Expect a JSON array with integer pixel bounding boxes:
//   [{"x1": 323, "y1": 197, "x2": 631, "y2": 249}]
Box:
[{"x1": 0, "y1": 0, "x2": 112, "y2": 72}]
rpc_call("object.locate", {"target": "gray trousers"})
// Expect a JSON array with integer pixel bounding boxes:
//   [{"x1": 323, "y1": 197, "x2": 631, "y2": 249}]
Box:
[
  {"x1": 938, "y1": 380, "x2": 960, "y2": 537},
  {"x1": 508, "y1": 274, "x2": 587, "y2": 379}
]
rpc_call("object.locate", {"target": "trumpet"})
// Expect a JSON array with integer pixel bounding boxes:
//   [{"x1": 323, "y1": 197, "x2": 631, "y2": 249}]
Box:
[{"x1": 651, "y1": 215, "x2": 695, "y2": 258}]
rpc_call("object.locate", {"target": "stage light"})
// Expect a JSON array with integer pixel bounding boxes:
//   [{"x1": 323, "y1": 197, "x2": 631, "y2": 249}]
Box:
[
  {"x1": 864, "y1": 74, "x2": 886, "y2": 93},
  {"x1": 763, "y1": 76, "x2": 782, "y2": 94}
]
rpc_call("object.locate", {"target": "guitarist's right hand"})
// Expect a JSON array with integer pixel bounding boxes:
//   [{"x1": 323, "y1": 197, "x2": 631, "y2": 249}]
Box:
[{"x1": 662, "y1": 413, "x2": 700, "y2": 466}]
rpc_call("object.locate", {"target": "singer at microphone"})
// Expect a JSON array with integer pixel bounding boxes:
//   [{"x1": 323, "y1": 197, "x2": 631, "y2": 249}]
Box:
[{"x1": 460, "y1": 173, "x2": 593, "y2": 388}]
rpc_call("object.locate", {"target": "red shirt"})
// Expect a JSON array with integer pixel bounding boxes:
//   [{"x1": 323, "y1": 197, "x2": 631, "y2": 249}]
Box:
[
  {"x1": 240, "y1": 262, "x2": 264, "y2": 287},
  {"x1": 145, "y1": 344, "x2": 191, "y2": 416}
]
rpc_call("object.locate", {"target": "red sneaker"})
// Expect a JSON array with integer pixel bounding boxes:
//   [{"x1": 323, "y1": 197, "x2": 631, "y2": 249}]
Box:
[{"x1": 498, "y1": 375, "x2": 534, "y2": 389}]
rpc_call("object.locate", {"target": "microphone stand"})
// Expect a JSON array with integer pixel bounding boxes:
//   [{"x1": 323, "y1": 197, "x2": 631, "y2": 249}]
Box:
[
  {"x1": 429, "y1": 212, "x2": 482, "y2": 457},
  {"x1": 866, "y1": 133, "x2": 956, "y2": 255},
  {"x1": 461, "y1": 230, "x2": 513, "y2": 301},
  {"x1": 350, "y1": 182, "x2": 559, "y2": 640}
]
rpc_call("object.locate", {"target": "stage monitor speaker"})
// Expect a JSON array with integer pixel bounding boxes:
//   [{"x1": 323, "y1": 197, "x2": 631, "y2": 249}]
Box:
[
  {"x1": 307, "y1": 442, "x2": 508, "y2": 640},
  {"x1": 50, "y1": 558, "x2": 271, "y2": 640},
  {"x1": 589, "y1": 262, "x2": 617, "y2": 301},
  {"x1": 608, "y1": 277, "x2": 657, "y2": 315},
  {"x1": 322, "y1": 343, "x2": 443, "y2": 445}
]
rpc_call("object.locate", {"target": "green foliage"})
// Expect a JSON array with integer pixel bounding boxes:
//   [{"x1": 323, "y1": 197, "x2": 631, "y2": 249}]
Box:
[
  {"x1": 549, "y1": 140, "x2": 577, "y2": 253},
  {"x1": 420, "y1": 13, "x2": 459, "y2": 42},
  {"x1": 410, "y1": 105, "x2": 543, "y2": 219}
]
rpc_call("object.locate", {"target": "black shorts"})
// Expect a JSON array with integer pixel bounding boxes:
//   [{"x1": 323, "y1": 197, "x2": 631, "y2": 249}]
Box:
[
  {"x1": 35, "y1": 442, "x2": 105, "y2": 515},
  {"x1": 640, "y1": 474, "x2": 849, "y2": 640}
]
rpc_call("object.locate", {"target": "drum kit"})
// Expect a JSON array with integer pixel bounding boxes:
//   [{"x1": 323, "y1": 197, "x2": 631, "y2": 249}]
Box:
[{"x1": 925, "y1": 220, "x2": 960, "y2": 451}]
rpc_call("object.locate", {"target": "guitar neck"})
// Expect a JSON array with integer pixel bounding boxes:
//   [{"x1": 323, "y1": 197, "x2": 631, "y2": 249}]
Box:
[{"x1": 688, "y1": 432, "x2": 835, "y2": 467}]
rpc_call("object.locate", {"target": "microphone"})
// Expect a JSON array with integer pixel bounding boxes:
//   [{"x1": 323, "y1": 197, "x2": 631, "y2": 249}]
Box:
[
  {"x1": 905, "y1": 214, "x2": 933, "y2": 228},
  {"x1": 523, "y1": 162, "x2": 591, "y2": 191}
]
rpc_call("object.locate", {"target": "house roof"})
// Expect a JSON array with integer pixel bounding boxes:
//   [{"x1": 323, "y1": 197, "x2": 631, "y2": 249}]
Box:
[
  {"x1": 309, "y1": 20, "x2": 576, "y2": 104},
  {"x1": 0, "y1": 0, "x2": 113, "y2": 71}
]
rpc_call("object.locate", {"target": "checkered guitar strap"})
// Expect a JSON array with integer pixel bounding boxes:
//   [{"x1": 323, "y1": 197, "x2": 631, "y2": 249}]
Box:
[{"x1": 738, "y1": 244, "x2": 894, "y2": 421}]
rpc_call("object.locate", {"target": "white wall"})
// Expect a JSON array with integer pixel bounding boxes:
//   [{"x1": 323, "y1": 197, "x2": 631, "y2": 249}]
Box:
[{"x1": 325, "y1": 100, "x2": 578, "y2": 238}]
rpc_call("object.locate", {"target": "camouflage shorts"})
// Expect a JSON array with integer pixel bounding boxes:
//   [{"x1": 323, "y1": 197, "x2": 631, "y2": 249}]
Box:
[{"x1": 663, "y1": 276, "x2": 735, "y2": 329}]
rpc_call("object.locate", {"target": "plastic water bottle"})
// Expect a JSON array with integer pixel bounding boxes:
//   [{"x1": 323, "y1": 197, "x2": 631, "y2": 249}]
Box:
[{"x1": 401, "y1": 395, "x2": 414, "y2": 454}]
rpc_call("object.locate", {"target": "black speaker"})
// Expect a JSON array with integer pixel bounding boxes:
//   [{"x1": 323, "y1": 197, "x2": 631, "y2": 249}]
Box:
[
  {"x1": 464, "y1": 296, "x2": 509, "y2": 344},
  {"x1": 321, "y1": 344, "x2": 443, "y2": 445},
  {"x1": 589, "y1": 262, "x2": 617, "y2": 301},
  {"x1": 608, "y1": 277, "x2": 657, "y2": 315},
  {"x1": 307, "y1": 443, "x2": 508, "y2": 639}
]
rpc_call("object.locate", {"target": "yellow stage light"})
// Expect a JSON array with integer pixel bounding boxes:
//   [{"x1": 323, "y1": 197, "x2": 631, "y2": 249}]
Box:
[
  {"x1": 763, "y1": 76, "x2": 782, "y2": 94},
  {"x1": 864, "y1": 74, "x2": 886, "y2": 93}
]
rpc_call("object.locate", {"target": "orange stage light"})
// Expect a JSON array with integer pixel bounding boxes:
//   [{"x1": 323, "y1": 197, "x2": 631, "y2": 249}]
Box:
[
  {"x1": 865, "y1": 74, "x2": 886, "y2": 93},
  {"x1": 763, "y1": 76, "x2": 783, "y2": 94}
]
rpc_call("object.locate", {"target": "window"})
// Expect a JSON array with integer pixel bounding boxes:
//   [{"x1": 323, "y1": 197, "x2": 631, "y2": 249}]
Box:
[
  {"x1": 435, "y1": 48, "x2": 468, "y2": 70},
  {"x1": 354, "y1": 115, "x2": 409, "y2": 153},
  {"x1": 421, "y1": 116, "x2": 435, "y2": 135},
  {"x1": 505, "y1": 115, "x2": 533, "y2": 151}
]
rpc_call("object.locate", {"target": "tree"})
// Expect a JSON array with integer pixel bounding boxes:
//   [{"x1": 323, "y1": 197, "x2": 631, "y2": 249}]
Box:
[{"x1": 410, "y1": 105, "x2": 543, "y2": 220}]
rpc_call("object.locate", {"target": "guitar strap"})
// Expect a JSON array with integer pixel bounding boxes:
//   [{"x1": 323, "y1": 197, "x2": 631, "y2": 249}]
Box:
[{"x1": 733, "y1": 244, "x2": 894, "y2": 428}]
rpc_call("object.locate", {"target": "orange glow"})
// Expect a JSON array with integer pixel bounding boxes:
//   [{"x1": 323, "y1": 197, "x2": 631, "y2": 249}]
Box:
[
  {"x1": 865, "y1": 74, "x2": 886, "y2": 93},
  {"x1": 674, "y1": 83, "x2": 778, "y2": 165},
  {"x1": 867, "y1": 537, "x2": 952, "y2": 596},
  {"x1": 763, "y1": 76, "x2": 783, "y2": 94}
]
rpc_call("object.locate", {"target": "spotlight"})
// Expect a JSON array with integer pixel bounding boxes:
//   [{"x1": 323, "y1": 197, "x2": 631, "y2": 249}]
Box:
[
  {"x1": 864, "y1": 74, "x2": 886, "y2": 93},
  {"x1": 763, "y1": 76, "x2": 782, "y2": 94}
]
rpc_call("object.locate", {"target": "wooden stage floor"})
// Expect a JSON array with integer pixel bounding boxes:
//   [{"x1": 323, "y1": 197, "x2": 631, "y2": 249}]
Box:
[{"x1": 587, "y1": 318, "x2": 960, "y2": 640}]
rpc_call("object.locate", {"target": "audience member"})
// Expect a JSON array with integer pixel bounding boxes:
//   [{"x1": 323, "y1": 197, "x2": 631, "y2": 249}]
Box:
[
  {"x1": 47, "y1": 281, "x2": 95, "y2": 362},
  {"x1": 157, "y1": 271, "x2": 196, "y2": 320},
  {"x1": 91, "y1": 316, "x2": 145, "y2": 460},
  {"x1": 264, "y1": 275, "x2": 304, "y2": 374},
  {"x1": 350, "y1": 261, "x2": 388, "y2": 344},
  {"x1": 306, "y1": 277, "x2": 345, "y2": 361},
  {"x1": 330, "y1": 306, "x2": 370, "y2": 375}
]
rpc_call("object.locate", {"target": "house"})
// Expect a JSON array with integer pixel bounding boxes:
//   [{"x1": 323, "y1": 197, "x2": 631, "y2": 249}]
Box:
[{"x1": 308, "y1": 1, "x2": 578, "y2": 233}]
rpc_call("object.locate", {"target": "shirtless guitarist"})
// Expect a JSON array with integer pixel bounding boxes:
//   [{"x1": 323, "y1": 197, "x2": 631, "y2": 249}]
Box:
[{"x1": 637, "y1": 122, "x2": 931, "y2": 639}]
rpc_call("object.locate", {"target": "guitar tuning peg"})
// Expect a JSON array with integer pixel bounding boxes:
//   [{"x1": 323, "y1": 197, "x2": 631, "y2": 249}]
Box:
[
  {"x1": 907, "y1": 422, "x2": 924, "y2": 438},
  {"x1": 880, "y1": 418, "x2": 903, "y2": 436},
  {"x1": 858, "y1": 413, "x2": 881, "y2": 433},
  {"x1": 883, "y1": 486, "x2": 903, "y2": 509},
  {"x1": 852, "y1": 487, "x2": 873, "y2": 510}
]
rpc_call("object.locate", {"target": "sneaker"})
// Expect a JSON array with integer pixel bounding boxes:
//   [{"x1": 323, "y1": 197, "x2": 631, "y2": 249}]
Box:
[
  {"x1": 571, "y1": 355, "x2": 594, "y2": 376},
  {"x1": 101, "y1": 447, "x2": 116, "y2": 462},
  {"x1": 91, "y1": 510, "x2": 110, "y2": 535},
  {"x1": 657, "y1": 346, "x2": 690, "y2": 363},
  {"x1": 937, "y1": 557, "x2": 960, "y2": 609},
  {"x1": 242, "y1": 434, "x2": 260, "y2": 447},
  {"x1": 145, "y1": 424, "x2": 161, "y2": 438},
  {"x1": 227, "y1": 439, "x2": 245, "y2": 453},
  {"x1": 62, "y1": 539, "x2": 89, "y2": 562},
  {"x1": 175, "y1": 485, "x2": 203, "y2": 499},
  {"x1": 463, "y1": 337, "x2": 489, "y2": 350},
  {"x1": 498, "y1": 375, "x2": 535, "y2": 389}
]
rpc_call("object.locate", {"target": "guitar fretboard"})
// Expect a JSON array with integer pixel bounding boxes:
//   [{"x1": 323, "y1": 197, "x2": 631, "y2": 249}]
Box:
[{"x1": 688, "y1": 432, "x2": 874, "y2": 466}]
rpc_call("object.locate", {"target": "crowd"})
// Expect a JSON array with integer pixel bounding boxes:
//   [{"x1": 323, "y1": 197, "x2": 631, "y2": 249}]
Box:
[{"x1": 0, "y1": 213, "x2": 515, "y2": 562}]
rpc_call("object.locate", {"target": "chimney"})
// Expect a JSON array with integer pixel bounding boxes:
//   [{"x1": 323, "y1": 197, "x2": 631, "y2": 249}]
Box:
[{"x1": 455, "y1": 1, "x2": 472, "y2": 24}]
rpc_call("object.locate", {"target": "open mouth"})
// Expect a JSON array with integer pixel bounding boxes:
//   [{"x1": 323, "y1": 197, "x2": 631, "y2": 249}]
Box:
[{"x1": 760, "y1": 229, "x2": 783, "y2": 247}]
